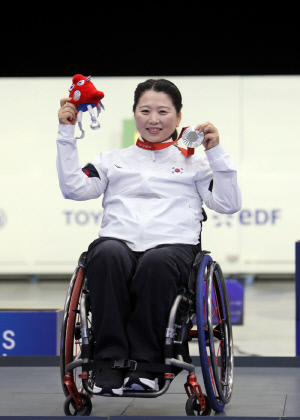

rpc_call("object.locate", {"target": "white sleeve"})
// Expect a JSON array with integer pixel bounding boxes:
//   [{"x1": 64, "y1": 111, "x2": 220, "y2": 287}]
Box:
[
  {"x1": 195, "y1": 145, "x2": 242, "y2": 214},
  {"x1": 56, "y1": 125, "x2": 108, "y2": 201}
]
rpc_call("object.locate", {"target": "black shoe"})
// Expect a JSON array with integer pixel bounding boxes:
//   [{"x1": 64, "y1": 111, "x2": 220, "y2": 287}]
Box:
[
  {"x1": 124, "y1": 370, "x2": 158, "y2": 391},
  {"x1": 93, "y1": 368, "x2": 124, "y2": 396}
]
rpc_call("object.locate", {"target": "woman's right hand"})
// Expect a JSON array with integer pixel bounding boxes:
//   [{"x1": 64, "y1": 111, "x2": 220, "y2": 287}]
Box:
[{"x1": 58, "y1": 98, "x2": 78, "y2": 125}]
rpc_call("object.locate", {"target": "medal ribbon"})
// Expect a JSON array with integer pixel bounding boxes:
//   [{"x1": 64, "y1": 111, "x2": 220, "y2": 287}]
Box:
[{"x1": 136, "y1": 127, "x2": 195, "y2": 156}]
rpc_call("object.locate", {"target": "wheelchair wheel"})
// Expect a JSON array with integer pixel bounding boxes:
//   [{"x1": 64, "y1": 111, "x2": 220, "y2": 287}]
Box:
[
  {"x1": 185, "y1": 394, "x2": 212, "y2": 416},
  {"x1": 60, "y1": 264, "x2": 85, "y2": 396},
  {"x1": 196, "y1": 254, "x2": 234, "y2": 412}
]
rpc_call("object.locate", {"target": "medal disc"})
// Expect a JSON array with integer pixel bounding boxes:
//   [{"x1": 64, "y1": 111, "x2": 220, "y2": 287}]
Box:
[{"x1": 181, "y1": 126, "x2": 204, "y2": 148}]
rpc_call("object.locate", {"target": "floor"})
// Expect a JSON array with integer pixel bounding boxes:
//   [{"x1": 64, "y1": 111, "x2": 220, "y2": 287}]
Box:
[
  {"x1": 0, "y1": 363, "x2": 300, "y2": 417},
  {"x1": 0, "y1": 278, "x2": 299, "y2": 417}
]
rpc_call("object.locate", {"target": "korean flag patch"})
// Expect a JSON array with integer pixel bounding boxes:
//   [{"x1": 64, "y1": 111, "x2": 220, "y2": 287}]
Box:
[{"x1": 171, "y1": 167, "x2": 184, "y2": 174}]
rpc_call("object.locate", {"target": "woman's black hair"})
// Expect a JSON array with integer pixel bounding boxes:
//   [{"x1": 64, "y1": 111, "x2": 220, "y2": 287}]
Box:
[{"x1": 133, "y1": 79, "x2": 183, "y2": 141}]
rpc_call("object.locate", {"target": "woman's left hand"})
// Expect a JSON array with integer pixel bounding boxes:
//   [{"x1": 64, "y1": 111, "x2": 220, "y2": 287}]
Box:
[{"x1": 195, "y1": 122, "x2": 219, "y2": 150}]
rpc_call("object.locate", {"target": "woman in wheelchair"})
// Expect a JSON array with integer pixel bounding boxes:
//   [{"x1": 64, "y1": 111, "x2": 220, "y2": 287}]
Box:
[{"x1": 57, "y1": 79, "x2": 241, "y2": 398}]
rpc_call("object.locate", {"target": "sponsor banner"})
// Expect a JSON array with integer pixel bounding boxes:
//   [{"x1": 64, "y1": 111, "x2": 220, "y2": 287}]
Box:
[{"x1": 0, "y1": 310, "x2": 63, "y2": 356}]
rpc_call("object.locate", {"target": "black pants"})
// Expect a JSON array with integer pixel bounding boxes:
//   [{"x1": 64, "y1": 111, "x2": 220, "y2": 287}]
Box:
[{"x1": 85, "y1": 237, "x2": 199, "y2": 363}]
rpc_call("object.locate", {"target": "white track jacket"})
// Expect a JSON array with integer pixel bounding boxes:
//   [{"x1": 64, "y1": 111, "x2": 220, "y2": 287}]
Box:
[{"x1": 56, "y1": 125, "x2": 241, "y2": 252}]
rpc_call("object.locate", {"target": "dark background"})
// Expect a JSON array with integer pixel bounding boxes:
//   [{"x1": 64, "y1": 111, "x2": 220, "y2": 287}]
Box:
[{"x1": 1, "y1": 2, "x2": 299, "y2": 77}]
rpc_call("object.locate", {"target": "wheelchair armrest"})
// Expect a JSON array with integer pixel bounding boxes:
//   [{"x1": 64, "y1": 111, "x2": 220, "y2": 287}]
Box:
[
  {"x1": 192, "y1": 250, "x2": 210, "y2": 267},
  {"x1": 78, "y1": 252, "x2": 87, "y2": 268}
]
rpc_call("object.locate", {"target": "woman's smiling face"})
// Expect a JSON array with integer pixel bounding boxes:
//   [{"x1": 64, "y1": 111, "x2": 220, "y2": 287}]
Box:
[{"x1": 134, "y1": 90, "x2": 181, "y2": 143}]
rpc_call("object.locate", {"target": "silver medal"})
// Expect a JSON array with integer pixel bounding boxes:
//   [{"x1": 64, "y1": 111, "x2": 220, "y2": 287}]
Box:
[{"x1": 181, "y1": 126, "x2": 204, "y2": 148}]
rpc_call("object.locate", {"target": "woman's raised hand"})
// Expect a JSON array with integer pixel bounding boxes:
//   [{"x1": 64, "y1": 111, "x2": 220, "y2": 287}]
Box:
[
  {"x1": 195, "y1": 122, "x2": 220, "y2": 150},
  {"x1": 58, "y1": 98, "x2": 78, "y2": 125}
]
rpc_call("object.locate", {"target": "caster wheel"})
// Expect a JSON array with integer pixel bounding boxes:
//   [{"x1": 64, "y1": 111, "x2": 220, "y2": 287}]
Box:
[
  {"x1": 185, "y1": 394, "x2": 212, "y2": 416},
  {"x1": 64, "y1": 392, "x2": 92, "y2": 416}
]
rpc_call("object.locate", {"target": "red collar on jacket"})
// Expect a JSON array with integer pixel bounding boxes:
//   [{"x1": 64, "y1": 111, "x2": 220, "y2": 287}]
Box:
[{"x1": 136, "y1": 127, "x2": 194, "y2": 157}]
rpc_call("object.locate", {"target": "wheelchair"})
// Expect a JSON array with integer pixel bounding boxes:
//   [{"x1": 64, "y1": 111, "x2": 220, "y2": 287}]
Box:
[{"x1": 60, "y1": 238, "x2": 234, "y2": 417}]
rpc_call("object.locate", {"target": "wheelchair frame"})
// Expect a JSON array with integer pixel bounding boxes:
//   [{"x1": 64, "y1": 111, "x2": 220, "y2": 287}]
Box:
[{"x1": 60, "y1": 250, "x2": 234, "y2": 416}]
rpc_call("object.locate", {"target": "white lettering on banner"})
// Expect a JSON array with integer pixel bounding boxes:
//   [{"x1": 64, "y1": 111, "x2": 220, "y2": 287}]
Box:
[
  {"x1": 213, "y1": 209, "x2": 281, "y2": 228},
  {"x1": 63, "y1": 210, "x2": 103, "y2": 225},
  {"x1": 2, "y1": 330, "x2": 15, "y2": 350}
]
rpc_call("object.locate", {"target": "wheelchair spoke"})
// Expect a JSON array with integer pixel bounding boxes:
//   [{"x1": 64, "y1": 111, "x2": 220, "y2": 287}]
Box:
[
  {"x1": 207, "y1": 351, "x2": 218, "y2": 395},
  {"x1": 216, "y1": 340, "x2": 222, "y2": 362},
  {"x1": 213, "y1": 283, "x2": 222, "y2": 322}
]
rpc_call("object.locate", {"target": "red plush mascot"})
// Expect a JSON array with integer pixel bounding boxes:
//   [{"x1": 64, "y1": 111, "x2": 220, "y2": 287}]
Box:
[{"x1": 68, "y1": 74, "x2": 105, "y2": 139}]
